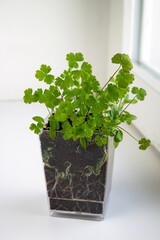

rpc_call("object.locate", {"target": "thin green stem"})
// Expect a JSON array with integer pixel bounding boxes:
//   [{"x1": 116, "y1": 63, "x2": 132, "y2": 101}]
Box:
[
  {"x1": 45, "y1": 105, "x2": 51, "y2": 116},
  {"x1": 120, "y1": 95, "x2": 137, "y2": 115},
  {"x1": 117, "y1": 125, "x2": 138, "y2": 142},
  {"x1": 97, "y1": 65, "x2": 121, "y2": 97},
  {"x1": 118, "y1": 99, "x2": 122, "y2": 109}
]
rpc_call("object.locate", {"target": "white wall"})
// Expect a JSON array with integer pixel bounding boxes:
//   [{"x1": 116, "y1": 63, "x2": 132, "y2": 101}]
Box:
[
  {"x1": 107, "y1": 0, "x2": 124, "y2": 75},
  {"x1": 0, "y1": 0, "x2": 109, "y2": 101}
]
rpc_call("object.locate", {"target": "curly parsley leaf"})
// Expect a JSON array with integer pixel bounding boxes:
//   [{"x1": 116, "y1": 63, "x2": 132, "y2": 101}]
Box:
[
  {"x1": 66, "y1": 53, "x2": 79, "y2": 68},
  {"x1": 75, "y1": 52, "x2": 84, "y2": 61},
  {"x1": 138, "y1": 138, "x2": 151, "y2": 150},
  {"x1": 80, "y1": 138, "x2": 86, "y2": 149},
  {"x1": 131, "y1": 87, "x2": 139, "y2": 94},
  {"x1": 106, "y1": 84, "x2": 119, "y2": 101},
  {"x1": 121, "y1": 111, "x2": 137, "y2": 125},
  {"x1": 30, "y1": 123, "x2": 42, "y2": 134},
  {"x1": 112, "y1": 53, "x2": 133, "y2": 72},
  {"x1": 40, "y1": 64, "x2": 52, "y2": 74},
  {"x1": 116, "y1": 69, "x2": 134, "y2": 88},
  {"x1": 23, "y1": 88, "x2": 34, "y2": 104},
  {"x1": 35, "y1": 64, "x2": 54, "y2": 84},
  {"x1": 95, "y1": 135, "x2": 107, "y2": 146},
  {"x1": 136, "y1": 88, "x2": 147, "y2": 101},
  {"x1": 32, "y1": 116, "x2": 44, "y2": 123},
  {"x1": 33, "y1": 88, "x2": 44, "y2": 103}
]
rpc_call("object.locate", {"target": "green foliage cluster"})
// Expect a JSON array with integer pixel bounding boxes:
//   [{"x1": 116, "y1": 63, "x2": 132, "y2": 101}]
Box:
[{"x1": 24, "y1": 52, "x2": 150, "y2": 150}]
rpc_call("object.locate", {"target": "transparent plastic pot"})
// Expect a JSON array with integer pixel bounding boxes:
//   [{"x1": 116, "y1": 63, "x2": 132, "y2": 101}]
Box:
[{"x1": 39, "y1": 130, "x2": 115, "y2": 221}]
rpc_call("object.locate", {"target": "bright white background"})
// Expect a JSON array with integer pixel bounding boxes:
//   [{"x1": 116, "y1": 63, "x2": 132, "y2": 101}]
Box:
[{"x1": 0, "y1": 0, "x2": 109, "y2": 100}]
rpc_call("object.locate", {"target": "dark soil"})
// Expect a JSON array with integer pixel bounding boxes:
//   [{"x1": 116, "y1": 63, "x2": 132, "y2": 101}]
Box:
[{"x1": 40, "y1": 130, "x2": 108, "y2": 215}]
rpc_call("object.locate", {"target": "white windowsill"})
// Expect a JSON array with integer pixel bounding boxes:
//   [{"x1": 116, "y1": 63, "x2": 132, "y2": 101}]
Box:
[{"x1": 0, "y1": 101, "x2": 160, "y2": 239}]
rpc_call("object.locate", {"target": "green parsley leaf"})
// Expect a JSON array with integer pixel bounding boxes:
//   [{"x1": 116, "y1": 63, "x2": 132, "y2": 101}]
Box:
[
  {"x1": 35, "y1": 70, "x2": 46, "y2": 81},
  {"x1": 81, "y1": 103, "x2": 88, "y2": 116},
  {"x1": 110, "y1": 106, "x2": 118, "y2": 119},
  {"x1": 55, "y1": 108, "x2": 68, "y2": 122},
  {"x1": 55, "y1": 77, "x2": 63, "y2": 88},
  {"x1": 112, "y1": 53, "x2": 122, "y2": 64},
  {"x1": 112, "y1": 53, "x2": 133, "y2": 72},
  {"x1": 33, "y1": 89, "x2": 44, "y2": 103},
  {"x1": 37, "y1": 122, "x2": 44, "y2": 128},
  {"x1": 81, "y1": 70, "x2": 90, "y2": 81},
  {"x1": 86, "y1": 95, "x2": 97, "y2": 107},
  {"x1": 81, "y1": 62, "x2": 92, "y2": 74},
  {"x1": 30, "y1": 123, "x2": 36, "y2": 131},
  {"x1": 23, "y1": 88, "x2": 34, "y2": 104},
  {"x1": 66, "y1": 53, "x2": 75, "y2": 62},
  {"x1": 35, "y1": 65, "x2": 54, "y2": 84},
  {"x1": 72, "y1": 116, "x2": 84, "y2": 127},
  {"x1": 44, "y1": 88, "x2": 61, "y2": 109},
  {"x1": 55, "y1": 75, "x2": 74, "y2": 89},
  {"x1": 121, "y1": 54, "x2": 133, "y2": 72},
  {"x1": 107, "y1": 84, "x2": 119, "y2": 101},
  {"x1": 75, "y1": 52, "x2": 84, "y2": 61},
  {"x1": 95, "y1": 135, "x2": 102, "y2": 146},
  {"x1": 88, "y1": 118, "x2": 96, "y2": 128},
  {"x1": 83, "y1": 123, "x2": 93, "y2": 137},
  {"x1": 29, "y1": 123, "x2": 41, "y2": 134},
  {"x1": 32, "y1": 116, "x2": 44, "y2": 123},
  {"x1": 118, "y1": 87, "x2": 130, "y2": 99},
  {"x1": 40, "y1": 64, "x2": 52, "y2": 74},
  {"x1": 122, "y1": 94, "x2": 138, "y2": 105},
  {"x1": 80, "y1": 138, "x2": 86, "y2": 149},
  {"x1": 116, "y1": 69, "x2": 134, "y2": 88},
  {"x1": 132, "y1": 87, "x2": 139, "y2": 94},
  {"x1": 49, "y1": 115, "x2": 59, "y2": 130},
  {"x1": 44, "y1": 74, "x2": 55, "y2": 84},
  {"x1": 66, "y1": 53, "x2": 78, "y2": 68},
  {"x1": 61, "y1": 121, "x2": 73, "y2": 140},
  {"x1": 136, "y1": 88, "x2": 147, "y2": 101},
  {"x1": 114, "y1": 129, "x2": 123, "y2": 142},
  {"x1": 95, "y1": 135, "x2": 107, "y2": 146},
  {"x1": 71, "y1": 70, "x2": 81, "y2": 80},
  {"x1": 124, "y1": 112, "x2": 137, "y2": 125},
  {"x1": 138, "y1": 138, "x2": 151, "y2": 150},
  {"x1": 114, "y1": 139, "x2": 119, "y2": 148},
  {"x1": 49, "y1": 129, "x2": 56, "y2": 139}
]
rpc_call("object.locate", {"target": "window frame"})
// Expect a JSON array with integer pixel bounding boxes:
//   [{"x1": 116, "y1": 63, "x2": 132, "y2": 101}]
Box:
[{"x1": 123, "y1": 0, "x2": 160, "y2": 93}]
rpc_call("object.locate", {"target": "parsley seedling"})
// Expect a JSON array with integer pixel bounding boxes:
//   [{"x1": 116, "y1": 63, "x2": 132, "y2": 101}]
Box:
[{"x1": 24, "y1": 53, "x2": 151, "y2": 150}]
